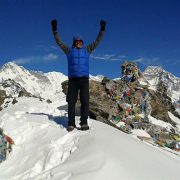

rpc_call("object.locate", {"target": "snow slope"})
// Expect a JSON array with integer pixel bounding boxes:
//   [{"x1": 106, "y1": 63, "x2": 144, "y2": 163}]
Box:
[{"x1": 0, "y1": 97, "x2": 180, "y2": 180}]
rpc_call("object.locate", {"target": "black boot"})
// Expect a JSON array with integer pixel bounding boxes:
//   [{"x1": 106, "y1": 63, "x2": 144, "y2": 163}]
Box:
[
  {"x1": 67, "y1": 125, "x2": 76, "y2": 132},
  {"x1": 81, "y1": 124, "x2": 90, "y2": 131}
]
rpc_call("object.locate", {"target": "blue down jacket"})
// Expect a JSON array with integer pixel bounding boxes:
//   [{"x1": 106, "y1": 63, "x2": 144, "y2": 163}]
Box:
[{"x1": 67, "y1": 47, "x2": 90, "y2": 77}]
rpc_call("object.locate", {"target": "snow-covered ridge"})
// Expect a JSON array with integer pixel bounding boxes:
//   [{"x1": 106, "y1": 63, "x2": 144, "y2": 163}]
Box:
[{"x1": 0, "y1": 62, "x2": 68, "y2": 100}]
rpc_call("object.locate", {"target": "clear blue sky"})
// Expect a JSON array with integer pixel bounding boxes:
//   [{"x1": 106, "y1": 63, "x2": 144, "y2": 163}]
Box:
[{"x1": 0, "y1": 0, "x2": 180, "y2": 78}]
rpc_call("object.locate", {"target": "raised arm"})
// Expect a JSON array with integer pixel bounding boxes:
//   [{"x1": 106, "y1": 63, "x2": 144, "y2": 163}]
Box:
[
  {"x1": 51, "y1": 19, "x2": 69, "y2": 54},
  {"x1": 86, "y1": 20, "x2": 106, "y2": 54}
]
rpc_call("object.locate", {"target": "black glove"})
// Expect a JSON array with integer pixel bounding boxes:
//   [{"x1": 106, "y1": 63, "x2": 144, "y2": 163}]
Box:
[
  {"x1": 51, "y1": 19, "x2": 57, "y2": 31},
  {"x1": 100, "y1": 20, "x2": 106, "y2": 31}
]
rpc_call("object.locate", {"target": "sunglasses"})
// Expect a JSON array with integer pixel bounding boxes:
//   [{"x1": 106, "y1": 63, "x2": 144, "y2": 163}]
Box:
[{"x1": 75, "y1": 40, "x2": 82, "y2": 43}]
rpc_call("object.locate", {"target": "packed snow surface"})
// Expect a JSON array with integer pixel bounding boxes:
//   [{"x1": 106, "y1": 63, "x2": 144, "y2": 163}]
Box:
[{"x1": 0, "y1": 97, "x2": 180, "y2": 180}]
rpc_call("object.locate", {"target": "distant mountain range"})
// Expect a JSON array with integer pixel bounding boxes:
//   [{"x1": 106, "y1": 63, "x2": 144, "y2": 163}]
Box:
[{"x1": 0, "y1": 62, "x2": 179, "y2": 104}]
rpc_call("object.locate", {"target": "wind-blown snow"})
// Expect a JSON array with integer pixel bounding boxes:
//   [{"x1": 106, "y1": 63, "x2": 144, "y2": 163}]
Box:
[{"x1": 0, "y1": 96, "x2": 180, "y2": 180}]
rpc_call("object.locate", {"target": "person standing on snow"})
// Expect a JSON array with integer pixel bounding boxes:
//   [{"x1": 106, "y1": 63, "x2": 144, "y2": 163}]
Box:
[{"x1": 51, "y1": 19, "x2": 106, "y2": 131}]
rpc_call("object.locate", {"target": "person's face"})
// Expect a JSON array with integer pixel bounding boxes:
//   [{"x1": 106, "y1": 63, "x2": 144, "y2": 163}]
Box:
[{"x1": 74, "y1": 40, "x2": 83, "y2": 48}]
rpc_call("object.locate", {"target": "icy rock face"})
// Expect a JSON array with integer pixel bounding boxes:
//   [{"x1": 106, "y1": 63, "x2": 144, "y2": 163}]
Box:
[
  {"x1": 143, "y1": 66, "x2": 180, "y2": 102},
  {"x1": 0, "y1": 62, "x2": 68, "y2": 99}
]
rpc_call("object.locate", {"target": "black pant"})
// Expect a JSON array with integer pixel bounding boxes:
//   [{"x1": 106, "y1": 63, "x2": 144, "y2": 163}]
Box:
[{"x1": 66, "y1": 77, "x2": 89, "y2": 126}]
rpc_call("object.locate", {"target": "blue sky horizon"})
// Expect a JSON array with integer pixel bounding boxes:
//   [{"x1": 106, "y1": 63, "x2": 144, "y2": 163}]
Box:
[{"x1": 0, "y1": 0, "x2": 180, "y2": 78}]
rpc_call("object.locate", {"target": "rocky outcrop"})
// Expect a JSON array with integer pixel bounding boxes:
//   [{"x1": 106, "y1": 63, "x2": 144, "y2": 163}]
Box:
[
  {"x1": 0, "y1": 90, "x2": 6, "y2": 110},
  {"x1": 18, "y1": 90, "x2": 33, "y2": 98},
  {"x1": 62, "y1": 80, "x2": 110, "y2": 119},
  {"x1": 61, "y1": 79, "x2": 122, "y2": 129},
  {"x1": 12, "y1": 98, "x2": 18, "y2": 105},
  {"x1": 0, "y1": 79, "x2": 33, "y2": 98},
  {"x1": 61, "y1": 78, "x2": 179, "y2": 128},
  {"x1": 0, "y1": 79, "x2": 34, "y2": 111},
  {"x1": 89, "y1": 80, "x2": 114, "y2": 124},
  {"x1": 149, "y1": 81, "x2": 179, "y2": 126}
]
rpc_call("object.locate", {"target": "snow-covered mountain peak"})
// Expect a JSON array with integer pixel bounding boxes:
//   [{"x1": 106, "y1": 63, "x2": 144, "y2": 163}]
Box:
[
  {"x1": 0, "y1": 62, "x2": 32, "y2": 81},
  {"x1": 144, "y1": 66, "x2": 179, "y2": 81},
  {"x1": 144, "y1": 66, "x2": 164, "y2": 74},
  {"x1": 143, "y1": 66, "x2": 180, "y2": 102},
  {"x1": 0, "y1": 62, "x2": 68, "y2": 100},
  {"x1": 1, "y1": 62, "x2": 18, "y2": 69},
  {"x1": 1, "y1": 62, "x2": 27, "y2": 73}
]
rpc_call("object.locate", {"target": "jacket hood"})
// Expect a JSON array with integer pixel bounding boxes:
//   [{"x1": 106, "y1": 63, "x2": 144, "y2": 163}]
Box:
[{"x1": 73, "y1": 36, "x2": 83, "y2": 42}]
